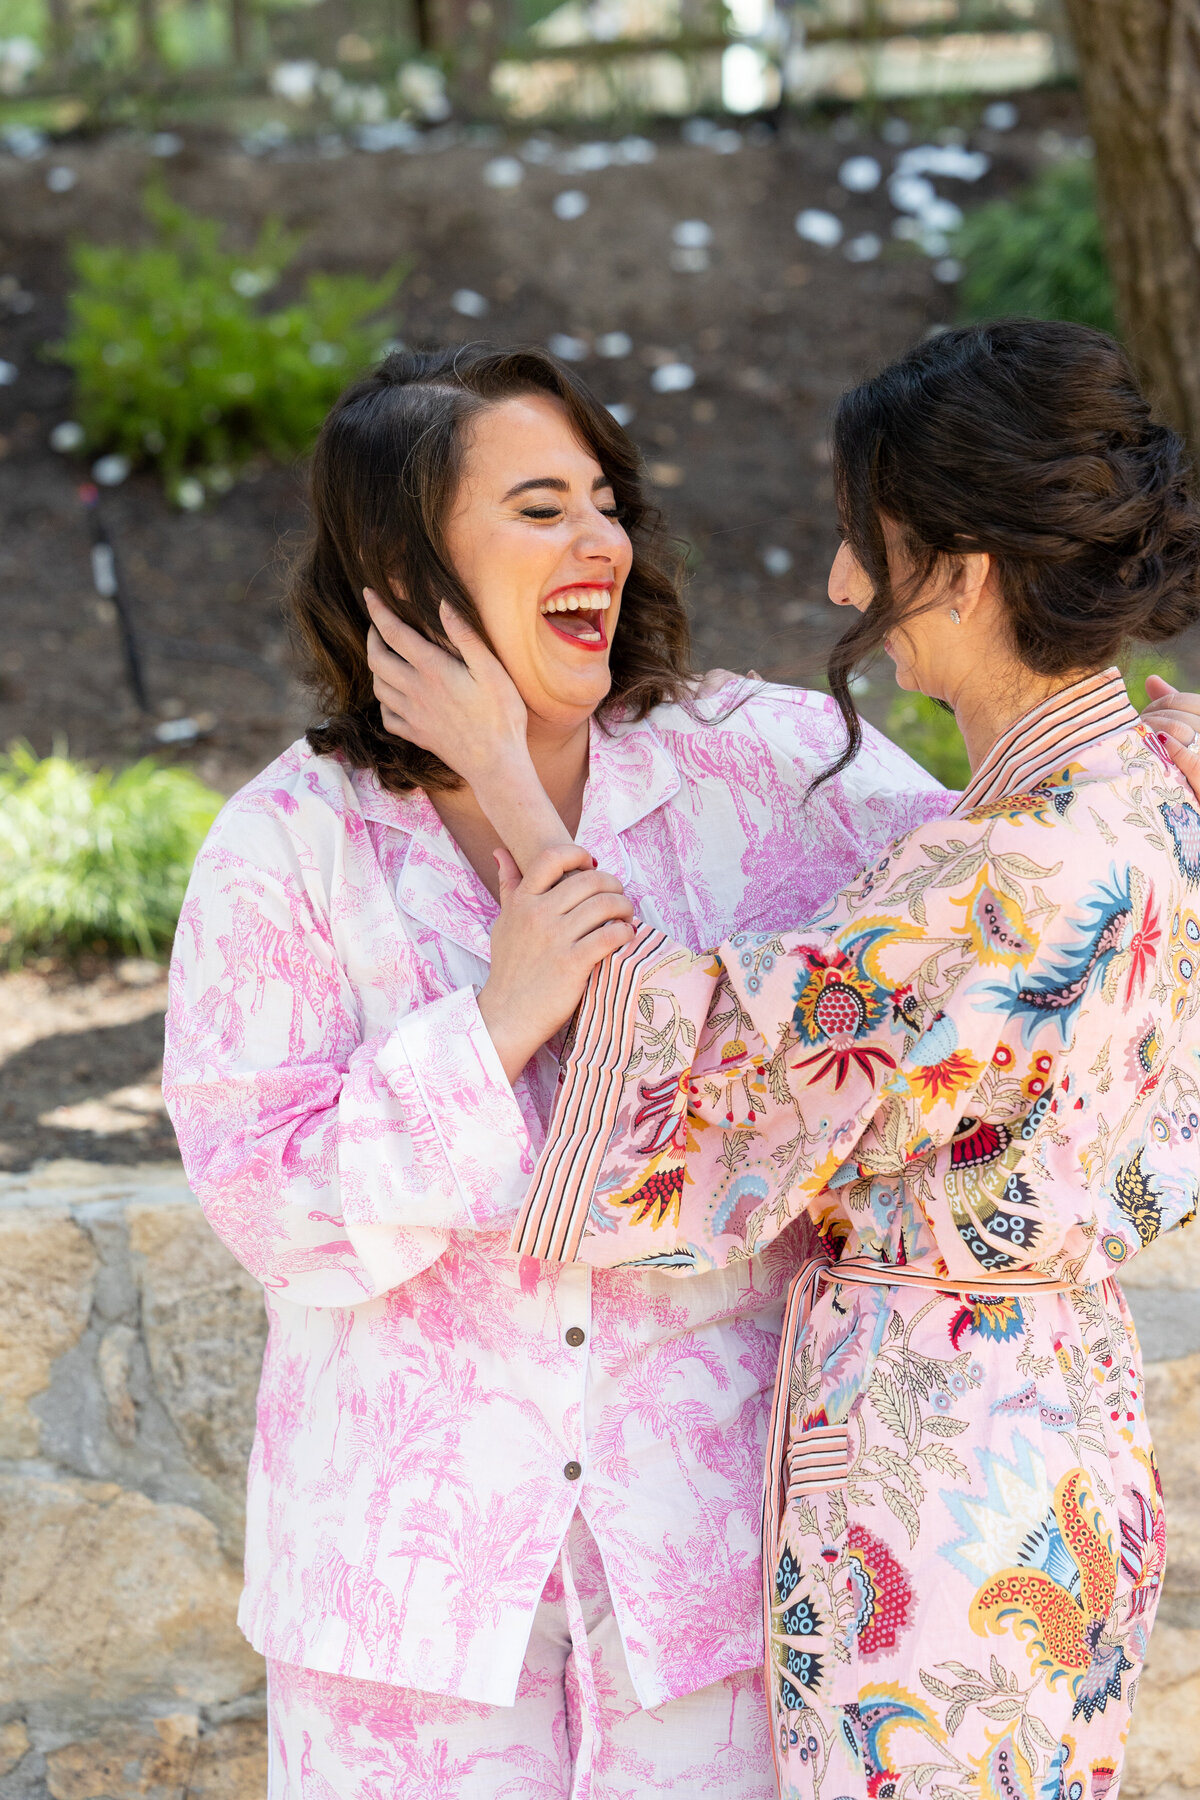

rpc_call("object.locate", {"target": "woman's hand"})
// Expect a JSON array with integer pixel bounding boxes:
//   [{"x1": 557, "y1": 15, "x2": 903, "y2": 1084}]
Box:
[
  {"x1": 365, "y1": 589, "x2": 569, "y2": 869},
  {"x1": 1142, "y1": 675, "x2": 1200, "y2": 798},
  {"x1": 365, "y1": 588, "x2": 527, "y2": 784},
  {"x1": 478, "y1": 845, "x2": 636, "y2": 1082}
]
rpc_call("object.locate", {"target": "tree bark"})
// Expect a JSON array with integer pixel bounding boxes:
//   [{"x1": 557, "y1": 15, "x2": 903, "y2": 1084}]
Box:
[{"x1": 1060, "y1": 0, "x2": 1200, "y2": 455}]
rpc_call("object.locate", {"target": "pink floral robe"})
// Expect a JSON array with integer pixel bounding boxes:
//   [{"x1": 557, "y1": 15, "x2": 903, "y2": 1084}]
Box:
[
  {"x1": 513, "y1": 671, "x2": 1200, "y2": 1798},
  {"x1": 163, "y1": 680, "x2": 946, "y2": 1713}
]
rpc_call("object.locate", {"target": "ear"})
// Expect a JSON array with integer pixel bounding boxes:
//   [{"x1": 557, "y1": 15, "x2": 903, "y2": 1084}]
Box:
[{"x1": 948, "y1": 551, "x2": 993, "y2": 624}]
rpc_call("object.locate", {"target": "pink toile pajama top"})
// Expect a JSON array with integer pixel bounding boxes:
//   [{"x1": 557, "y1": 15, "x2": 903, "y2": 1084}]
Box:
[{"x1": 162, "y1": 679, "x2": 946, "y2": 1709}]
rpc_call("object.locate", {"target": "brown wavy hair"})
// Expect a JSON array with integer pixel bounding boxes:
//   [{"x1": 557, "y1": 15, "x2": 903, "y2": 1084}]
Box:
[
  {"x1": 288, "y1": 344, "x2": 695, "y2": 793},
  {"x1": 820, "y1": 318, "x2": 1200, "y2": 786}
]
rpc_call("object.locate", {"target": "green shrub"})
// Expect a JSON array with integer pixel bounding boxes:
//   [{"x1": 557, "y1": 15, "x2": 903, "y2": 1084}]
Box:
[
  {"x1": 885, "y1": 691, "x2": 972, "y2": 790},
  {"x1": 0, "y1": 744, "x2": 223, "y2": 964},
  {"x1": 52, "y1": 186, "x2": 404, "y2": 497},
  {"x1": 885, "y1": 653, "x2": 1180, "y2": 792},
  {"x1": 953, "y1": 158, "x2": 1116, "y2": 336}
]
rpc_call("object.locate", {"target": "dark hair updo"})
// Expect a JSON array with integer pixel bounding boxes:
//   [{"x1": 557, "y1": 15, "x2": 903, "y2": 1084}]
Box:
[
  {"x1": 825, "y1": 318, "x2": 1200, "y2": 779},
  {"x1": 289, "y1": 344, "x2": 693, "y2": 794}
]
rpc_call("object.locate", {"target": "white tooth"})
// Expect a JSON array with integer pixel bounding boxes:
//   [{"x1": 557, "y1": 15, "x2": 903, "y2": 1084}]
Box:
[{"x1": 567, "y1": 595, "x2": 579, "y2": 610}]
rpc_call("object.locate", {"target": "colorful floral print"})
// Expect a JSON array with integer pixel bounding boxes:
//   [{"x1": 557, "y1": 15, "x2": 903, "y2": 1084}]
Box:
[{"x1": 513, "y1": 672, "x2": 1199, "y2": 1796}]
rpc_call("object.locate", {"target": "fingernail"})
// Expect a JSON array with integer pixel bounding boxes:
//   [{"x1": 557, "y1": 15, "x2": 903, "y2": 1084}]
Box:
[{"x1": 591, "y1": 856, "x2": 598, "y2": 867}]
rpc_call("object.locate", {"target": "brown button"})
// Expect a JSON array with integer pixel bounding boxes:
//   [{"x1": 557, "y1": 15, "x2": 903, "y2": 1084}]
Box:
[
  {"x1": 565, "y1": 1326, "x2": 586, "y2": 1348},
  {"x1": 563, "y1": 1460, "x2": 582, "y2": 1482}
]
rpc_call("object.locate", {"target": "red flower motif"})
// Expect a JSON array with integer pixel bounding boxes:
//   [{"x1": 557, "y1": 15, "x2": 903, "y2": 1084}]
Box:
[{"x1": 1125, "y1": 891, "x2": 1161, "y2": 1003}]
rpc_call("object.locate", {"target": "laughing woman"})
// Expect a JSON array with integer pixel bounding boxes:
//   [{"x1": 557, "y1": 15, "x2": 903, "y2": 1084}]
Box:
[
  {"x1": 374, "y1": 324, "x2": 1200, "y2": 1800},
  {"x1": 164, "y1": 345, "x2": 982, "y2": 1799}
]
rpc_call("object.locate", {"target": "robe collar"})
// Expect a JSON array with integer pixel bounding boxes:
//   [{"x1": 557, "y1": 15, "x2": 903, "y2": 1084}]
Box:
[
  {"x1": 952, "y1": 666, "x2": 1138, "y2": 816},
  {"x1": 352, "y1": 711, "x2": 681, "y2": 961}
]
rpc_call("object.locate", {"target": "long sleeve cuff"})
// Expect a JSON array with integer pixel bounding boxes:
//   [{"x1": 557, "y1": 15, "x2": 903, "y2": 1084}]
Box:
[{"x1": 361, "y1": 986, "x2": 536, "y2": 1231}]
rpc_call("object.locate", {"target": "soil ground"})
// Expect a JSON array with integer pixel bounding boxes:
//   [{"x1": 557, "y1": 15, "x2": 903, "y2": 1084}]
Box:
[{"x1": 3, "y1": 85, "x2": 1197, "y2": 1170}]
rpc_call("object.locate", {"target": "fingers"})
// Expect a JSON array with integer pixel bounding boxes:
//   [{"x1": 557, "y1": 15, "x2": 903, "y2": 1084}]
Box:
[
  {"x1": 363, "y1": 589, "x2": 438, "y2": 667},
  {"x1": 366, "y1": 622, "x2": 411, "y2": 690},
  {"x1": 494, "y1": 846, "x2": 522, "y2": 902},
  {"x1": 522, "y1": 845, "x2": 600, "y2": 894},
  {"x1": 1161, "y1": 728, "x2": 1200, "y2": 795},
  {"x1": 438, "y1": 600, "x2": 489, "y2": 663},
  {"x1": 574, "y1": 918, "x2": 637, "y2": 965},
  {"x1": 1153, "y1": 716, "x2": 1196, "y2": 747},
  {"x1": 561, "y1": 892, "x2": 636, "y2": 941},
  {"x1": 1144, "y1": 674, "x2": 1180, "y2": 704}
]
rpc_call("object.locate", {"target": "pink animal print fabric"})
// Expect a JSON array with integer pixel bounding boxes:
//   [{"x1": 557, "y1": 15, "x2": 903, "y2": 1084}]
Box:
[{"x1": 163, "y1": 680, "x2": 947, "y2": 1708}]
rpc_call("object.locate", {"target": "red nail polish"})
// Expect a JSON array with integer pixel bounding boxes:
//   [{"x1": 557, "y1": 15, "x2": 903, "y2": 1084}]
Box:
[{"x1": 591, "y1": 856, "x2": 597, "y2": 867}]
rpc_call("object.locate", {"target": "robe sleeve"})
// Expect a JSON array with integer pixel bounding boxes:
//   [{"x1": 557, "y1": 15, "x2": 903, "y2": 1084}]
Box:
[{"x1": 512, "y1": 805, "x2": 1061, "y2": 1274}]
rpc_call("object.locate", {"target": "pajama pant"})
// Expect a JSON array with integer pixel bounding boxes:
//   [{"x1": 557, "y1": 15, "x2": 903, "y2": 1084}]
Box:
[{"x1": 267, "y1": 1515, "x2": 777, "y2": 1799}]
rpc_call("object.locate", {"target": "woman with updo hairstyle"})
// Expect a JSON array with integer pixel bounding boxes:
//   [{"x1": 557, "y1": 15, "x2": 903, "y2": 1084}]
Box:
[
  {"x1": 390, "y1": 321, "x2": 1200, "y2": 1799},
  {"x1": 165, "y1": 341, "x2": 1015, "y2": 1797}
]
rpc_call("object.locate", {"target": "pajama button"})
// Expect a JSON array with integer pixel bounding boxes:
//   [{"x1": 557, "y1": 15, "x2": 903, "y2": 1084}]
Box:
[
  {"x1": 563, "y1": 1460, "x2": 582, "y2": 1481},
  {"x1": 565, "y1": 1327, "x2": 585, "y2": 1347}
]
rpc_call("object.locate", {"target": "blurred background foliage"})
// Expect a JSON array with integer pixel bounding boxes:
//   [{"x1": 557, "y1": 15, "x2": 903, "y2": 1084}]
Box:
[
  {"x1": 0, "y1": 744, "x2": 223, "y2": 963},
  {"x1": 953, "y1": 154, "x2": 1114, "y2": 334},
  {"x1": 54, "y1": 184, "x2": 403, "y2": 494}
]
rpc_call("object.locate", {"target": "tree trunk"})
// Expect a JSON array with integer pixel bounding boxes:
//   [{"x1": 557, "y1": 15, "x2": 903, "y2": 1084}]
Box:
[{"x1": 1060, "y1": 0, "x2": 1200, "y2": 454}]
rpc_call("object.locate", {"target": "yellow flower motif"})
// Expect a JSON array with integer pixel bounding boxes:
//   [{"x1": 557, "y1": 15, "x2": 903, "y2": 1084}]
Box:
[{"x1": 954, "y1": 867, "x2": 1036, "y2": 968}]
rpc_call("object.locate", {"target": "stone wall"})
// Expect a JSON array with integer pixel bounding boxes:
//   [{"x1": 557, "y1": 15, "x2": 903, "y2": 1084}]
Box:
[
  {"x1": 0, "y1": 1160, "x2": 1197, "y2": 1799},
  {"x1": 0, "y1": 1163, "x2": 267, "y2": 1800}
]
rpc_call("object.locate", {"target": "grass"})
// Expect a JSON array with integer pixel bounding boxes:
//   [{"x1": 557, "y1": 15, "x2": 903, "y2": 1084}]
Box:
[{"x1": 0, "y1": 744, "x2": 223, "y2": 964}]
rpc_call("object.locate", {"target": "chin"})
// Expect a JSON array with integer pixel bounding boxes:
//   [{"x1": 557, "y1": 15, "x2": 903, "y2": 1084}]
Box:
[{"x1": 528, "y1": 667, "x2": 613, "y2": 727}]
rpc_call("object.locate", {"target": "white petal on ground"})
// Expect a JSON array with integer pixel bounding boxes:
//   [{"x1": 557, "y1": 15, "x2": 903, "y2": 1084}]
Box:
[
  {"x1": 838, "y1": 155, "x2": 881, "y2": 192},
  {"x1": 547, "y1": 333, "x2": 588, "y2": 361},
  {"x1": 92, "y1": 454, "x2": 131, "y2": 486},
  {"x1": 650, "y1": 362, "x2": 695, "y2": 394},
  {"x1": 483, "y1": 156, "x2": 524, "y2": 188},
  {"x1": 983, "y1": 101, "x2": 1018, "y2": 131},
  {"x1": 553, "y1": 189, "x2": 589, "y2": 220},
  {"x1": 795, "y1": 208, "x2": 843, "y2": 247},
  {"x1": 845, "y1": 233, "x2": 881, "y2": 263},
  {"x1": 451, "y1": 288, "x2": 489, "y2": 317},
  {"x1": 671, "y1": 220, "x2": 713, "y2": 248}
]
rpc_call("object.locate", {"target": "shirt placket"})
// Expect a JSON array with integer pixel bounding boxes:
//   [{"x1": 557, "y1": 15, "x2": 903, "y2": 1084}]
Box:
[{"x1": 556, "y1": 1262, "x2": 592, "y2": 1487}]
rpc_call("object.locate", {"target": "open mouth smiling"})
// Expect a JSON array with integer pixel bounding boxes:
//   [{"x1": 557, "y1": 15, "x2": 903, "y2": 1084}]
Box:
[{"x1": 538, "y1": 585, "x2": 613, "y2": 651}]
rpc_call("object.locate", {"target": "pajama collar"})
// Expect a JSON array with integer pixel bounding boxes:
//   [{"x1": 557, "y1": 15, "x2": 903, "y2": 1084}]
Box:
[{"x1": 953, "y1": 666, "x2": 1137, "y2": 815}]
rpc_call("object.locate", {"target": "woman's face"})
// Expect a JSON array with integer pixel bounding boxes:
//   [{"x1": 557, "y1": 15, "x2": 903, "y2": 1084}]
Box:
[
  {"x1": 442, "y1": 392, "x2": 633, "y2": 733},
  {"x1": 827, "y1": 522, "x2": 972, "y2": 703}
]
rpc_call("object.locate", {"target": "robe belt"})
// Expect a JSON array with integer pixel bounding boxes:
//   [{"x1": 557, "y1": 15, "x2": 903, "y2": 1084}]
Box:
[
  {"x1": 824, "y1": 1254, "x2": 1092, "y2": 1297},
  {"x1": 760, "y1": 1251, "x2": 1093, "y2": 1681}
]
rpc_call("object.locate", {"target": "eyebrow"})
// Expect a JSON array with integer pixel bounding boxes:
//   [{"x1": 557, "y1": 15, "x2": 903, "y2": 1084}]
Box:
[{"x1": 501, "y1": 473, "x2": 613, "y2": 501}]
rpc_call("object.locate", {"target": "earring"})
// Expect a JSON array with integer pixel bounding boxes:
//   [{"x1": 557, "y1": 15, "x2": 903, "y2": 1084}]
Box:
[{"x1": 949, "y1": 608, "x2": 961, "y2": 624}]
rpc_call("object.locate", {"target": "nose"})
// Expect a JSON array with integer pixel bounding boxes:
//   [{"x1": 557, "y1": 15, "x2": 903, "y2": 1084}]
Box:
[
  {"x1": 576, "y1": 502, "x2": 628, "y2": 564},
  {"x1": 828, "y1": 540, "x2": 856, "y2": 607}
]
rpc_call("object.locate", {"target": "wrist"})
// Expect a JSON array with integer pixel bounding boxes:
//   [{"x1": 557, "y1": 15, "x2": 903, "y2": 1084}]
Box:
[{"x1": 477, "y1": 983, "x2": 538, "y2": 1085}]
